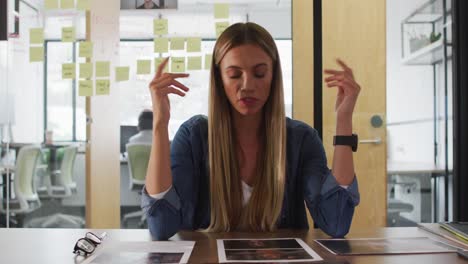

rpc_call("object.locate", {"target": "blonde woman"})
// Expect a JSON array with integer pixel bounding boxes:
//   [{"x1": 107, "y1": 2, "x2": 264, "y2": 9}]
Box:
[{"x1": 142, "y1": 22, "x2": 361, "y2": 240}]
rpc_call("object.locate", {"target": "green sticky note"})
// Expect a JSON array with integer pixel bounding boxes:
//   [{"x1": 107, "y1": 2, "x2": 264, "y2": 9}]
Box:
[
  {"x1": 79, "y1": 80, "x2": 93, "y2": 96},
  {"x1": 79, "y1": 63, "x2": 93, "y2": 79},
  {"x1": 95, "y1": 61, "x2": 110, "y2": 77},
  {"x1": 170, "y1": 37, "x2": 185, "y2": 50},
  {"x1": 187, "y1": 37, "x2": 201, "y2": 53},
  {"x1": 154, "y1": 38, "x2": 169, "y2": 53},
  {"x1": 204, "y1": 54, "x2": 212, "y2": 70},
  {"x1": 62, "y1": 63, "x2": 76, "y2": 79},
  {"x1": 62, "y1": 27, "x2": 75, "y2": 42},
  {"x1": 137, "y1": 60, "x2": 151, "y2": 75},
  {"x1": 215, "y1": 22, "x2": 229, "y2": 38},
  {"x1": 96, "y1": 79, "x2": 110, "y2": 95},
  {"x1": 171, "y1": 57, "x2": 185, "y2": 73},
  {"x1": 214, "y1": 3, "x2": 229, "y2": 19},
  {"x1": 153, "y1": 19, "x2": 168, "y2": 35},
  {"x1": 154, "y1": 57, "x2": 169, "y2": 72},
  {"x1": 76, "y1": 0, "x2": 90, "y2": 10},
  {"x1": 45, "y1": 0, "x2": 58, "y2": 9},
  {"x1": 30, "y1": 47, "x2": 44, "y2": 62},
  {"x1": 187, "y1": 56, "x2": 202, "y2": 70},
  {"x1": 29, "y1": 28, "x2": 44, "y2": 44},
  {"x1": 79, "y1": 41, "x2": 93, "y2": 58},
  {"x1": 115, "y1": 66, "x2": 130, "y2": 82},
  {"x1": 61, "y1": 0, "x2": 74, "y2": 9}
]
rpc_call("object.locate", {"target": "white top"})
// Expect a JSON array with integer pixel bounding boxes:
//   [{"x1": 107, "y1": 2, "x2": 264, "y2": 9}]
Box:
[{"x1": 128, "y1": 130, "x2": 153, "y2": 144}]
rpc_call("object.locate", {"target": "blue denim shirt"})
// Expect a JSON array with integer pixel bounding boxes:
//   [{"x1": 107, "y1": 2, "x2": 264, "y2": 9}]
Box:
[{"x1": 141, "y1": 115, "x2": 360, "y2": 240}]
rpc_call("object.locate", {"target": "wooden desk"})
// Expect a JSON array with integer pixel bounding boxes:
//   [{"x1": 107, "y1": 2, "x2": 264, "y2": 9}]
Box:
[{"x1": 0, "y1": 225, "x2": 466, "y2": 263}]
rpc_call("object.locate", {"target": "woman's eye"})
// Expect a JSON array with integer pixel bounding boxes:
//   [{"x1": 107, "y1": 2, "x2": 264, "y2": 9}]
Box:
[{"x1": 255, "y1": 74, "x2": 265, "y2": 78}]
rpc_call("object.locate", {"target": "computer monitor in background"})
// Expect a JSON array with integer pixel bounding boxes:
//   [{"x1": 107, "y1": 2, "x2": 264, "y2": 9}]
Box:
[{"x1": 120, "y1": 125, "x2": 138, "y2": 153}]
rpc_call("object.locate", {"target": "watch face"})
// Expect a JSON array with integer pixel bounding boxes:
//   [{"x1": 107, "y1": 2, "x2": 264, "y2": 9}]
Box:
[{"x1": 77, "y1": 239, "x2": 95, "y2": 253}]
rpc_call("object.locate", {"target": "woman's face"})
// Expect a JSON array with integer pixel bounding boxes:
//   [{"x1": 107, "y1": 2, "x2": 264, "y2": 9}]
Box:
[{"x1": 219, "y1": 44, "x2": 273, "y2": 116}]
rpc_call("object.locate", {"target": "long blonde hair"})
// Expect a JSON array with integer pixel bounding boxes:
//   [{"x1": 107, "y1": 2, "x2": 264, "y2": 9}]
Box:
[{"x1": 207, "y1": 22, "x2": 286, "y2": 232}]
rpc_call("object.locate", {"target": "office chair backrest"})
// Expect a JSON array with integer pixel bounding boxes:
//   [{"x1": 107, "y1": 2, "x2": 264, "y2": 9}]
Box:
[
  {"x1": 126, "y1": 143, "x2": 151, "y2": 189},
  {"x1": 59, "y1": 145, "x2": 78, "y2": 186},
  {"x1": 13, "y1": 145, "x2": 41, "y2": 210}
]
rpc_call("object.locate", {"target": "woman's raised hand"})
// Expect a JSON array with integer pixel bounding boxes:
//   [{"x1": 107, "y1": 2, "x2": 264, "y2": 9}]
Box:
[{"x1": 148, "y1": 57, "x2": 190, "y2": 128}]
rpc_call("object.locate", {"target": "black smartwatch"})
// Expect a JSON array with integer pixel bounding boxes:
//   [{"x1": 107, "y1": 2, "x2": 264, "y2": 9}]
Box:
[{"x1": 333, "y1": 134, "x2": 358, "y2": 152}]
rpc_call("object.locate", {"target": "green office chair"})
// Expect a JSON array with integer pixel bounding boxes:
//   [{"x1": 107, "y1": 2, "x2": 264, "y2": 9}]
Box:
[
  {"x1": 27, "y1": 145, "x2": 84, "y2": 228},
  {"x1": 0, "y1": 145, "x2": 42, "y2": 227},
  {"x1": 122, "y1": 143, "x2": 151, "y2": 228}
]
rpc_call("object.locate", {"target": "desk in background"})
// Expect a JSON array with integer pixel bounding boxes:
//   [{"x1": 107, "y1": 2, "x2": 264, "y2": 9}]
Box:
[{"x1": 0, "y1": 225, "x2": 467, "y2": 263}]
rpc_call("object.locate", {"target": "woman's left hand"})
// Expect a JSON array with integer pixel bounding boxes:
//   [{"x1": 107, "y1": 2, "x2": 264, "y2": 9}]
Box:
[{"x1": 324, "y1": 58, "x2": 361, "y2": 119}]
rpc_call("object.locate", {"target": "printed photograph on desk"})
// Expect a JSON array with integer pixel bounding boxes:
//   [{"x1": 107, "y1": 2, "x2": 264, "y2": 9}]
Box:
[
  {"x1": 84, "y1": 241, "x2": 194, "y2": 264},
  {"x1": 120, "y1": 0, "x2": 178, "y2": 10},
  {"x1": 315, "y1": 237, "x2": 459, "y2": 255},
  {"x1": 217, "y1": 238, "x2": 323, "y2": 263}
]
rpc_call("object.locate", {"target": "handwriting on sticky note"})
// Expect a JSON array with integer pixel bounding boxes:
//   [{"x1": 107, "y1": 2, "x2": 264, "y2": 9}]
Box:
[
  {"x1": 115, "y1": 67, "x2": 129, "y2": 82},
  {"x1": 30, "y1": 47, "x2": 44, "y2": 62},
  {"x1": 205, "y1": 54, "x2": 213, "y2": 70},
  {"x1": 154, "y1": 19, "x2": 168, "y2": 35},
  {"x1": 79, "y1": 80, "x2": 93, "y2": 96},
  {"x1": 30, "y1": 28, "x2": 44, "y2": 44},
  {"x1": 95, "y1": 61, "x2": 110, "y2": 77},
  {"x1": 79, "y1": 63, "x2": 93, "y2": 79},
  {"x1": 96, "y1": 79, "x2": 110, "y2": 95},
  {"x1": 187, "y1": 56, "x2": 202, "y2": 70},
  {"x1": 79, "y1": 41, "x2": 93, "y2": 58},
  {"x1": 214, "y1": 3, "x2": 229, "y2": 19},
  {"x1": 154, "y1": 38, "x2": 169, "y2": 53},
  {"x1": 187, "y1": 38, "x2": 201, "y2": 53},
  {"x1": 215, "y1": 22, "x2": 229, "y2": 38},
  {"x1": 62, "y1": 63, "x2": 76, "y2": 79},
  {"x1": 62, "y1": 27, "x2": 75, "y2": 42},
  {"x1": 170, "y1": 37, "x2": 185, "y2": 50},
  {"x1": 171, "y1": 57, "x2": 186, "y2": 73}
]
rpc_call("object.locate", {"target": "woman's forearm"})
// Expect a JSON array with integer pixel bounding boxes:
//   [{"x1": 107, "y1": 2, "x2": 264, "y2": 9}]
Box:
[
  {"x1": 331, "y1": 114, "x2": 355, "y2": 185},
  {"x1": 145, "y1": 126, "x2": 173, "y2": 194}
]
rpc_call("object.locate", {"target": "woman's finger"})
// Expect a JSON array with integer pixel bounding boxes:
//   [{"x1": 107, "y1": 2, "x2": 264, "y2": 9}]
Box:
[
  {"x1": 150, "y1": 75, "x2": 190, "y2": 91},
  {"x1": 324, "y1": 69, "x2": 344, "y2": 75},
  {"x1": 154, "y1": 57, "x2": 170, "y2": 79},
  {"x1": 159, "y1": 86, "x2": 186, "y2": 97},
  {"x1": 325, "y1": 74, "x2": 345, "y2": 82}
]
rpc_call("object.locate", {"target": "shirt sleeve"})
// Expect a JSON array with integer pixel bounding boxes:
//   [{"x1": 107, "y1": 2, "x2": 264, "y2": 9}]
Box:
[
  {"x1": 148, "y1": 186, "x2": 173, "y2": 199},
  {"x1": 141, "y1": 119, "x2": 199, "y2": 241},
  {"x1": 300, "y1": 127, "x2": 360, "y2": 238}
]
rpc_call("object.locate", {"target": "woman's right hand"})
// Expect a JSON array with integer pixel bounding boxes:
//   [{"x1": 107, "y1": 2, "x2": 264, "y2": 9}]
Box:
[{"x1": 149, "y1": 57, "x2": 190, "y2": 128}]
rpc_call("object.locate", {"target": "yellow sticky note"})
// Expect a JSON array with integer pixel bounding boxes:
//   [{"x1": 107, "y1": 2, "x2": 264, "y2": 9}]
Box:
[
  {"x1": 62, "y1": 27, "x2": 75, "y2": 42},
  {"x1": 62, "y1": 63, "x2": 76, "y2": 79},
  {"x1": 95, "y1": 61, "x2": 110, "y2": 77},
  {"x1": 155, "y1": 57, "x2": 169, "y2": 72},
  {"x1": 205, "y1": 54, "x2": 212, "y2": 70},
  {"x1": 29, "y1": 28, "x2": 44, "y2": 44},
  {"x1": 115, "y1": 67, "x2": 130, "y2": 82},
  {"x1": 96, "y1": 79, "x2": 110, "y2": 95},
  {"x1": 153, "y1": 19, "x2": 168, "y2": 36},
  {"x1": 137, "y1": 60, "x2": 151, "y2": 75},
  {"x1": 61, "y1": 0, "x2": 74, "y2": 9},
  {"x1": 187, "y1": 56, "x2": 202, "y2": 70},
  {"x1": 76, "y1": 0, "x2": 90, "y2": 10},
  {"x1": 45, "y1": 0, "x2": 58, "y2": 9},
  {"x1": 214, "y1": 3, "x2": 229, "y2": 19},
  {"x1": 170, "y1": 37, "x2": 185, "y2": 50},
  {"x1": 171, "y1": 57, "x2": 185, "y2": 73},
  {"x1": 79, "y1": 41, "x2": 93, "y2": 58},
  {"x1": 30, "y1": 47, "x2": 44, "y2": 62},
  {"x1": 215, "y1": 22, "x2": 229, "y2": 38},
  {"x1": 187, "y1": 38, "x2": 201, "y2": 53},
  {"x1": 79, "y1": 63, "x2": 93, "y2": 79},
  {"x1": 154, "y1": 38, "x2": 169, "y2": 53},
  {"x1": 79, "y1": 80, "x2": 93, "y2": 96}
]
